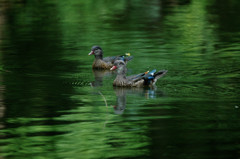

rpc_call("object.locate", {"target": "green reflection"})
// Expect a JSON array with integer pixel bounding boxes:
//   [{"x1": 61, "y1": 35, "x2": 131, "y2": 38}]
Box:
[{"x1": 0, "y1": 0, "x2": 240, "y2": 159}]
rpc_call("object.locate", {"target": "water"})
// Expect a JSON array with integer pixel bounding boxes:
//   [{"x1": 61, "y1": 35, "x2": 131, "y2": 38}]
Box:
[{"x1": 0, "y1": 0, "x2": 240, "y2": 158}]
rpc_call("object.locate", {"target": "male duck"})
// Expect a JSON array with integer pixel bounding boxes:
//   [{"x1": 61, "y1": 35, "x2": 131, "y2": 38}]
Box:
[
  {"x1": 110, "y1": 60, "x2": 167, "y2": 87},
  {"x1": 88, "y1": 46, "x2": 133, "y2": 69}
]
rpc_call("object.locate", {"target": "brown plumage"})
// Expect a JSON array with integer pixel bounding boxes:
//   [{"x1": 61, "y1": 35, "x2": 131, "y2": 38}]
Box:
[
  {"x1": 110, "y1": 60, "x2": 167, "y2": 87},
  {"x1": 92, "y1": 59, "x2": 112, "y2": 69},
  {"x1": 88, "y1": 46, "x2": 133, "y2": 69}
]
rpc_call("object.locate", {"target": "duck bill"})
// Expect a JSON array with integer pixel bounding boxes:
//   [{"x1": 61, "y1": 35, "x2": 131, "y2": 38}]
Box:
[
  {"x1": 88, "y1": 51, "x2": 94, "y2": 55},
  {"x1": 110, "y1": 66, "x2": 117, "y2": 71}
]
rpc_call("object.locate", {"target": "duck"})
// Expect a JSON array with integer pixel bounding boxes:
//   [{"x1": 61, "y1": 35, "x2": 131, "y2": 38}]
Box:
[
  {"x1": 110, "y1": 60, "x2": 167, "y2": 87},
  {"x1": 88, "y1": 46, "x2": 133, "y2": 69}
]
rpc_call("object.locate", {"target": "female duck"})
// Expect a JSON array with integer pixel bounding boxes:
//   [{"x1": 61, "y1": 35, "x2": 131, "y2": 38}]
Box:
[
  {"x1": 110, "y1": 60, "x2": 167, "y2": 87},
  {"x1": 88, "y1": 46, "x2": 133, "y2": 69}
]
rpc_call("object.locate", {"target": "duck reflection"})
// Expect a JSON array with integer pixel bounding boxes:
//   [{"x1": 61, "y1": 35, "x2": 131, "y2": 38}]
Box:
[
  {"x1": 91, "y1": 69, "x2": 115, "y2": 87},
  {"x1": 113, "y1": 87, "x2": 162, "y2": 115},
  {"x1": 113, "y1": 87, "x2": 127, "y2": 115},
  {"x1": 0, "y1": 77, "x2": 5, "y2": 130}
]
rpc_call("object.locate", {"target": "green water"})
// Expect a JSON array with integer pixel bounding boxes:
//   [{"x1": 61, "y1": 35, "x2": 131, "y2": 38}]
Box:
[{"x1": 0, "y1": 0, "x2": 240, "y2": 158}]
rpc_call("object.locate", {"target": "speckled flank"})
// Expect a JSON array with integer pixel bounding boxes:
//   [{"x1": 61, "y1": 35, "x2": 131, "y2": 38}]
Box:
[{"x1": 92, "y1": 59, "x2": 113, "y2": 69}]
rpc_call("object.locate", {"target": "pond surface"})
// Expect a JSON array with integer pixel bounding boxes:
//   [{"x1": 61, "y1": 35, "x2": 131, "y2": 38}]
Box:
[{"x1": 0, "y1": 0, "x2": 240, "y2": 158}]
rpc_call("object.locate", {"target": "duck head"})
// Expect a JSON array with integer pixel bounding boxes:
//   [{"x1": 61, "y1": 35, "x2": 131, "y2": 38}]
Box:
[
  {"x1": 110, "y1": 60, "x2": 127, "y2": 75},
  {"x1": 88, "y1": 46, "x2": 103, "y2": 59}
]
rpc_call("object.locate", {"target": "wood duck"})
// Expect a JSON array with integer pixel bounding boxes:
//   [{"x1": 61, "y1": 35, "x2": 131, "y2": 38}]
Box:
[
  {"x1": 88, "y1": 46, "x2": 133, "y2": 69},
  {"x1": 110, "y1": 60, "x2": 167, "y2": 87}
]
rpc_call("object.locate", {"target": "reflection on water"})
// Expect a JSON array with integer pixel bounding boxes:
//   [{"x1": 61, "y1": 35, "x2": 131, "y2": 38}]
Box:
[
  {"x1": 113, "y1": 87, "x2": 161, "y2": 115},
  {"x1": 113, "y1": 87, "x2": 127, "y2": 115},
  {"x1": 0, "y1": 0, "x2": 240, "y2": 159},
  {"x1": 91, "y1": 70, "x2": 115, "y2": 87},
  {"x1": 0, "y1": 81, "x2": 5, "y2": 130}
]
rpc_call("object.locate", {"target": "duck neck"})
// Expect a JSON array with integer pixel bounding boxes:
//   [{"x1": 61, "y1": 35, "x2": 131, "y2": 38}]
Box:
[
  {"x1": 116, "y1": 66, "x2": 127, "y2": 79},
  {"x1": 94, "y1": 50, "x2": 103, "y2": 60},
  {"x1": 94, "y1": 54, "x2": 103, "y2": 60}
]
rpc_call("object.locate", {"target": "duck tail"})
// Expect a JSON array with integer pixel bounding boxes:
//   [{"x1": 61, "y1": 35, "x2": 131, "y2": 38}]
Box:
[
  {"x1": 153, "y1": 70, "x2": 168, "y2": 84},
  {"x1": 125, "y1": 56, "x2": 133, "y2": 62}
]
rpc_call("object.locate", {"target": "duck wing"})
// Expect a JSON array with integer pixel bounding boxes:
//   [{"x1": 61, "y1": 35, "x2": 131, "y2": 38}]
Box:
[
  {"x1": 127, "y1": 72, "x2": 149, "y2": 83},
  {"x1": 122, "y1": 56, "x2": 133, "y2": 62},
  {"x1": 103, "y1": 55, "x2": 133, "y2": 63},
  {"x1": 152, "y1": 70, "x2": 168, "y2": 84},
  {"x1": 142, "y1": 69, "x2": 167, "y2": 85},
  {"x1": 103, "y1": 56, "x2": 118, "y2": 63},
  {"x1": 127, "y1": 72, "x2": 144, "y2": 80}
]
